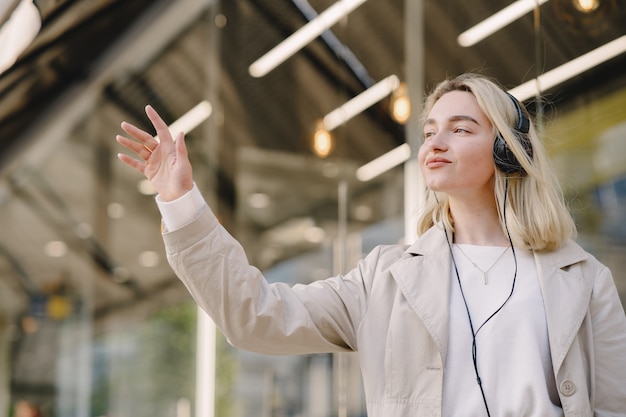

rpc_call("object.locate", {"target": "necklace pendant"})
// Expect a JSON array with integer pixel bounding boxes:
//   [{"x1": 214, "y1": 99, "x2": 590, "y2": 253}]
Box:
[{"x1": 454, "y1": 244, "x2": 509, "y2": 286}]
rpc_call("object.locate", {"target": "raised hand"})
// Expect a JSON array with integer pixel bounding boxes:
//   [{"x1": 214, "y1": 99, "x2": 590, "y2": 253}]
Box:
[{"x1": 116, "y1": 105, "x2": 194, "y2": 201}]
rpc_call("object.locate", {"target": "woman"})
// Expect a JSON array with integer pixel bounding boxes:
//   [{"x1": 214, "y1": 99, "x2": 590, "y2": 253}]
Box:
[{"x1": 117, "y1": 73, "x2": 626, "y2": 416}]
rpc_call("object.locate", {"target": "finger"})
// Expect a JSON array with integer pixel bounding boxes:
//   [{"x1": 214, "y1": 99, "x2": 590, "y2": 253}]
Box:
[
  {"x1": 116, "y1": 135, "x2": 153, "y2": 160},
  {"x1": 175, "y1": 131, "x2": 188, "y2": 159},
  {"x1": 145, "y1": 105, "x2": 174, "y2": 144},
  {"x1": 120, "y1": 122, "x2": 158, "y2": 150},
  {"x1": 117, "y1": 153, "x2": 146, "y2": 174}
]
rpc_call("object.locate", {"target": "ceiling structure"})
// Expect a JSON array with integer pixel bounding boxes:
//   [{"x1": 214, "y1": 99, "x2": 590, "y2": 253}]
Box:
[{"x1": 0, "y1": 0, "x2": 625, "y2": 370}]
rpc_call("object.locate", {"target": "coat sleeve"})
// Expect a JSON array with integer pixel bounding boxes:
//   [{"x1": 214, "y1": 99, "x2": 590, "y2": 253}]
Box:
[
  {"x1": 162, "y1": 205, "x2": 381, "y2": 355},
  {"x1": 590, "y1": 264, "x2": 626, "y2": 416}
]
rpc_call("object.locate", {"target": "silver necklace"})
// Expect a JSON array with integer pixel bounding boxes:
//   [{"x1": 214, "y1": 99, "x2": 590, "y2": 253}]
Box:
[{"x1": 454, "y1": 245, "x2": 510, "y2": 284}]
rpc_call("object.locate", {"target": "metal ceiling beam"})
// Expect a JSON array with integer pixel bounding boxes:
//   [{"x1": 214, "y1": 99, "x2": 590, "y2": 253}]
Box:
[{"x1": 1, "y1": 0, "x2": 214, "y2": 176}]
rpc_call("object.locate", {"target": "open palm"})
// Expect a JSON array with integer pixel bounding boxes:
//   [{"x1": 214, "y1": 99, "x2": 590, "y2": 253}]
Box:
[{"x1": 116, "y1": 105, "x2": 194, "y2": 201}]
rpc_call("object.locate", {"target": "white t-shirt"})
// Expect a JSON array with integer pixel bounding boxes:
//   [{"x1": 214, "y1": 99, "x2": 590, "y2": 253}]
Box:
[{"x1": 443, "y1": 244, "x2": 562, "y2": 417}]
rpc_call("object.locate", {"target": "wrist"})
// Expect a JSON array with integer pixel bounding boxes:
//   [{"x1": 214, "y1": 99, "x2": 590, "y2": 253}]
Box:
[
  {"x1": 159, "y1": 182, "x2": 193, "y2": 202},
  {"x1": 156, "y1": 183, "x2": 205, "y2": 231}
]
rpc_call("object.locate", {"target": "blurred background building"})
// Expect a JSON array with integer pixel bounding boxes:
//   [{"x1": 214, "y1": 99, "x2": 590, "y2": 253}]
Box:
[{"x1": 0, "y1": 0, "x2": 624, "y2": 416}]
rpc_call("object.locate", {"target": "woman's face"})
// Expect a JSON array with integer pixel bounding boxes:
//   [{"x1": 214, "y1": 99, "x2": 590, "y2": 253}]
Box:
[{"x1": 418, "y1": 90, "x2": 496, "y2": 198}]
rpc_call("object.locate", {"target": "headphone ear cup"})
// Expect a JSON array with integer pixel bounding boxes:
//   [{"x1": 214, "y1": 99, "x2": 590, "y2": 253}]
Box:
[
  {"x1": 493, "y1": 133, "x2": 523, "y2": 174},
  {"x1": 495, "y1": 93, "x2": 534, "y2": 175}
]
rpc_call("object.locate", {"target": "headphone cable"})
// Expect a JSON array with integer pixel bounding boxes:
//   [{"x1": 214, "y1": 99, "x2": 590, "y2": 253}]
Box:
[{"x1": 443, "y1": 178, "x2": 518, "y2": 417}]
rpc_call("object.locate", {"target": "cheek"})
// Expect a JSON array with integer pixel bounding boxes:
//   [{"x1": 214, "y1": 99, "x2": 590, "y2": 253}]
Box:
[
  {"x1": 417, "y1": 145, "x2": 429, "y2": 174},
  {"x1": 462, "y1": 147, "x2": 496, "y2": 178},
  {"x1": 417, "y1": 145, "x2": 426, "y2": 164},
  {"x1": 417, "y1": 141, "x2": 435, "y2": 165}
]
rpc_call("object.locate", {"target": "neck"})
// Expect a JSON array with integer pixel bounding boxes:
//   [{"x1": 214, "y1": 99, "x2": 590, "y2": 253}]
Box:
[{"x1": 449, "y1": 197, "x2": 509, "y2": 246}]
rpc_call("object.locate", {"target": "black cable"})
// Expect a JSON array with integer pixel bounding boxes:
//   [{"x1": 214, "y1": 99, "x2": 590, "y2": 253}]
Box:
[{"x1": 441, "y1": 177, "x2": 518, "y2": 417}]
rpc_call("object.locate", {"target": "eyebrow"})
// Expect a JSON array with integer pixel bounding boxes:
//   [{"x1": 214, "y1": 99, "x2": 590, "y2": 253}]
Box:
[{"x1": 424, "y1": 115, "x2": 480, "y2": 126}]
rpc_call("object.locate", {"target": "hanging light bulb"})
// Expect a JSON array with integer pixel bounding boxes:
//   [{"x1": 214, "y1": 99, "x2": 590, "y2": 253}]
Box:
[
  {"x1": 390, "y1": 82, "x2": 411, "y2": 124},
  {"x1": 312, "y1": 121, "x2": 333, "y2": 158},
  {"x1": 572, "y1": 0, "x2": 600, "y2": 12}
]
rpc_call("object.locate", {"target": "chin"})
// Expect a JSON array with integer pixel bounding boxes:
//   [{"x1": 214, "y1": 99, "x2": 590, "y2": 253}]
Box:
[{"x1": 424, "y1": 181, "x2": 447, "y2": 192}]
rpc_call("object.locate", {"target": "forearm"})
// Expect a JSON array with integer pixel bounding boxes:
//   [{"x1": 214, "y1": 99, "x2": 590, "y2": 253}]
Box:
[{"x1": 162, "y1": 206, "x2": 357, "y2": 355}]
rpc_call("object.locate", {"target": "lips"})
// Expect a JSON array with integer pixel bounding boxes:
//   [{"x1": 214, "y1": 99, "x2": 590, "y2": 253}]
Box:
[{"x1": 425, "y1": 156, "x2": 451, "y2": 168}]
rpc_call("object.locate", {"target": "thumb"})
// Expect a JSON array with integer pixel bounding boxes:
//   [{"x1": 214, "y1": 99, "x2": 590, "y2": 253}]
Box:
[{"x1": 175, "y1": 131, "x2": 188, "y2": 159}]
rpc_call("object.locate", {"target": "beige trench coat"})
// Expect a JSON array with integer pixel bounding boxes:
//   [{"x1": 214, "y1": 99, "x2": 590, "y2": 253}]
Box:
[{"x1": 163, "y1": 206, "x2": 626, "y2": 417}]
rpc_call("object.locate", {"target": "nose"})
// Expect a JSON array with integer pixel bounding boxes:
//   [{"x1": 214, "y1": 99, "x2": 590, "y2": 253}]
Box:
[
  {"x1": 419, "y1": 133, "x2": 445, "y2": 163},
  {"x1": 422, "y1": 131, "x2": 448, "y2": 152}
]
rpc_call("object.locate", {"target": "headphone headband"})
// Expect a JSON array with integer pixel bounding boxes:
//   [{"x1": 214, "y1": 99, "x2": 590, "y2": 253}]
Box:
[{"x1": 505, "y1": 92, "x2": 530, "y2": 134}]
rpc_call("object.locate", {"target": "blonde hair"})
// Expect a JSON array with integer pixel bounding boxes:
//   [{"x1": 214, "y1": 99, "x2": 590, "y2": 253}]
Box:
[{"x1": 416, "y1": 73, "x2": 576, "y2": 251}]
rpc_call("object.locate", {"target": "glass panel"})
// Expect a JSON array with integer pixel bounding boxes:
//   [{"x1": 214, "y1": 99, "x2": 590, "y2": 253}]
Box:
[
  {"x1": 91, "y1": 303, "x2": 197, "y2": 417},
  {"x1": 546, "y1": 83, "x2": 626, "y2": 300}
]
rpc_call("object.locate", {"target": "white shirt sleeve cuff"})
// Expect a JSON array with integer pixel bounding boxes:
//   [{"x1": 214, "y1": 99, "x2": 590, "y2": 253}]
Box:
[{"x1": 156, "y1": 183, "x2": 206, "y2": 232}]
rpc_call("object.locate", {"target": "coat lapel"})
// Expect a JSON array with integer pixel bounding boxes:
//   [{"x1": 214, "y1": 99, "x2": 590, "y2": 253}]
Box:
[
  {"x1": 388, "y1": 229, "x2": 593, "y2": 374},
  {"x1": 389, "y1": 226, "x2": 452, "y2": 360},
  {"x1": 534, "y1": 240, "x2": 592, "y2": 372}
]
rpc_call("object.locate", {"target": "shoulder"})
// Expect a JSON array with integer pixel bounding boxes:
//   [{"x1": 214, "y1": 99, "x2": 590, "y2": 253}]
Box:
[
  {"x1": 361, "y1": 226, "x2": 449, "y2": 270},
  {"x1": 361, "y1": 244, "x2": 410, "y2": 271},
  {"x1": 536, "y1": 239, "x2": 612, "y2": 283}
]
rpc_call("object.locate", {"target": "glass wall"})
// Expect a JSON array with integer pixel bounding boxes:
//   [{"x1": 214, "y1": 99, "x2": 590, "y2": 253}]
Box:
[{"x1": 0, "y1": 0, "x2": 624, "y2": 416}]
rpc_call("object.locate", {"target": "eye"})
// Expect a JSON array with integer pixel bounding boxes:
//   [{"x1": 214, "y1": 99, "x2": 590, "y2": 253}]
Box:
[
  {"x1": 453, "y1": 127, "x2": 470, "y2": 134},
  {"x1": 423, "y1": 131, "x2": 435, "y2": 140}
]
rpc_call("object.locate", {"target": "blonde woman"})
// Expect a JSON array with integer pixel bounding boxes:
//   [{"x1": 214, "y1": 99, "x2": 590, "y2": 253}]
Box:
[{"x1": 117, "y1": 73, "x2": 626, "y2": 417}]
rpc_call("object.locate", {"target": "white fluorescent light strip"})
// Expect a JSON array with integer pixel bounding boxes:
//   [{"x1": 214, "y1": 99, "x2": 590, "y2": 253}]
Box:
[
  {"x1": 323, "y1": 75, "x2": 399, "y2": 131},
  {"x1": 249, "y1": 0, "x2": 367, "y2": 77},
  {"x1": 356, "y1": 143, "x2": 411, "y2": 182},
  {"x1": 358, "y1": 35, "x2": 626, "y2": 181},
  {"x1": 0, "y1": 0, "x2": 41, "y2": 74},
  {"x1": 154, "y1": 101, "x2": 212, "y2": 142},
  {"x1": 457, "y1": 0, "x2": 550, "y2": 47},
  {"x1": 509, "y1": 35, "x2": 626, "y2": 101}
]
